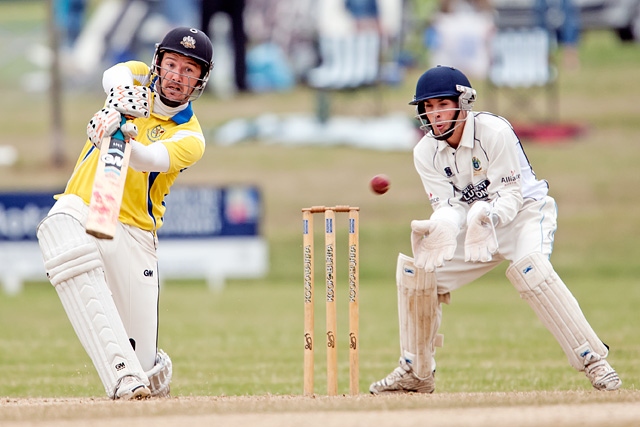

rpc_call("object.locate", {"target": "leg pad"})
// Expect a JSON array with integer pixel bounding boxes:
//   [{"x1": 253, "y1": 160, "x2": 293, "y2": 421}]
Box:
[{"x1": 506, "y1": 252, "x2": 608, "y2": 370}]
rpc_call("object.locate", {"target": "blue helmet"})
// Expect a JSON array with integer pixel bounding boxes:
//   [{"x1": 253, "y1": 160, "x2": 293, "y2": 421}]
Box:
[{"x1": 409, "y1": 65, "x2": 475, "y2": 110}]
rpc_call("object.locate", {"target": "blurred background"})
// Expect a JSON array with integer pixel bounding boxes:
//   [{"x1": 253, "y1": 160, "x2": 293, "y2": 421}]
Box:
[
  {"x1": 1, "y1": 0, "x2": 640, "y2": 293},
  {"x1": 1, "y1": 0, "x2": 640, "y2": 291}
]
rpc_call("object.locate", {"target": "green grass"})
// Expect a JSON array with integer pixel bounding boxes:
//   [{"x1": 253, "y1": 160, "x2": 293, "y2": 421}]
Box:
[
  {"x1": 1, "y1": 268, "x2": 638, "y2": 397},
  {"x1": 0, "y1": 2, "x2": 639, "y2": 399}
]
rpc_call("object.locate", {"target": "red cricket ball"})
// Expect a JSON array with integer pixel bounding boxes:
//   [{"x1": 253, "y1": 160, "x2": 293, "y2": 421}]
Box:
[{"x1": 370, "y1": 174, "x2": 390, "y2": 195}]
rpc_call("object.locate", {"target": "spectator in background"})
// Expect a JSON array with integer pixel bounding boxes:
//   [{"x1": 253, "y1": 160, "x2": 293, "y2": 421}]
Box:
[
  {"x1": 343, "y1": 0, "x2": 383, "y2": 86},
  {"x1": 535, "y1": 0, "x2": 581, "y2": 70},
  {"x1": 55, "y1": 0, "x2": 87, "y2": 48},
  {"x1": 345, "y1": 0, "x2": 382, "y2": 33},
  {"x1": 162, "y1": 0, "x2": 199, "y2": 27},
  {"x1": 438, "y1": 0, "x2": 493, "y2": 14},
  {"x1": 426, "y1": 0, "x2": 495, "y2": 80},
  {"x1": 201, "y1": 0, "x2": 248, "y2": 92}
]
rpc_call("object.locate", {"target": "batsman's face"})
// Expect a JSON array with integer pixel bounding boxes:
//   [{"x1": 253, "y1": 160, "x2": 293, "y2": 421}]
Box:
[
  {"x1": 158, "y1": 53, "x2": 203, "y2": 103},
  {"x1": 422, "y1": 98, "x2": 461, "y2": 138}
]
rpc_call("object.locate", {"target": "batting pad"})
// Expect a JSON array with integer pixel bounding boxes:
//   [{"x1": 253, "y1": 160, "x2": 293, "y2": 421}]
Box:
[
  {"x1": 396, "y1": 253, "x2": 443, "y2": 378},
  {"x1": 145, "y1": 349, "x2": 172, "y2": 398},
  {"x1": 506, "y1": 252, "x2": 609, "y2": 371},
  {"x1": 37, "y1": 213, "x2": 149, "y2": 398}
]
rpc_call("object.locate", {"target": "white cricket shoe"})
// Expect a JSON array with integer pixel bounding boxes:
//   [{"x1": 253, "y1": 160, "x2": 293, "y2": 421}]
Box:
[
  {"x1": 369, "y1": 358, "x2": 435, "y2": 394},
  {"x1": 114, "y1": 375, "x2": 151, "y2": 400},
  {"x1": 584, "y1": 353, "x2": 622, "y2": 391}
]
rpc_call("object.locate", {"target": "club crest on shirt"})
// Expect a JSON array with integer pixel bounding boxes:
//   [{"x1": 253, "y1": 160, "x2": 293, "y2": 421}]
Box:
[
  {"x1": 472, "y1": 157, "x2": 482, "y2": 175},
  {"x1": 147, "y1": 125, "x2": 166, "y2": 142}
]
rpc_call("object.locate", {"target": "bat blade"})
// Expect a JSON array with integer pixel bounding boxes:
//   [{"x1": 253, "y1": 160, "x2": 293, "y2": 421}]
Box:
[{"x1": 85, "y1": 128, "x2": 131, "y2": 239}]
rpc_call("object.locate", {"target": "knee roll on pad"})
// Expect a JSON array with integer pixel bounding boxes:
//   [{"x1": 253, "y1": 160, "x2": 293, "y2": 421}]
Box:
[
  {"x1": 396, "y1": 253, "x2": 444, "y2": 378},
  {"x1": 506, "y1": 252, "x2": 608, "y2": 370},
  {"x1": 38, "y1": 213, "x2": 103, "y2": 285},
  {"x1": 37, "y1": 213, "x2": 149, "y2": 397}
]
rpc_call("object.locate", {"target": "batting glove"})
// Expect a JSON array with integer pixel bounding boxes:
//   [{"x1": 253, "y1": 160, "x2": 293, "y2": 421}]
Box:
[
  {"x1": 410, "y1": 219, "x2": 458, "y2": 272},
  {"x1": 87, "y1": 107, "x2": 122, "y2": 148},
  {"x1": 120, "y1": 122, "x2": 138, "y2": 141},
  {"x1": 106, "y1": 85, "x2": 150, "y2": 118},
  {"x1": 464, "y1": 201, "x2": 499, "y2": 263}
]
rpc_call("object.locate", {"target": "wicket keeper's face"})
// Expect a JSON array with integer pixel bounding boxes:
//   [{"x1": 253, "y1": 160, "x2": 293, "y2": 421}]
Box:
[
  {"x1": 158, "y1": 52, "x2": 203, "y2": 104},
  {"x1": 422, "y1": 98, "x2": 463, "y2": 139}
]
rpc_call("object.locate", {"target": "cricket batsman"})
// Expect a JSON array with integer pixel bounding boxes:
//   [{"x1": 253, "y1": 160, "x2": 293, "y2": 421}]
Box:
[{"x1": 36, "y1": 27, "x2": 213, "y2": 399}]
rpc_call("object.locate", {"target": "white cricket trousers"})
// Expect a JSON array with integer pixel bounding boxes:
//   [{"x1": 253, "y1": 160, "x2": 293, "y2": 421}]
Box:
[
  {"x1": 434, "y1": 196, "x2": 558, "y2": 294},
  {"x1": 46, "y1": 194, "x2": 160, "y2": 371}
]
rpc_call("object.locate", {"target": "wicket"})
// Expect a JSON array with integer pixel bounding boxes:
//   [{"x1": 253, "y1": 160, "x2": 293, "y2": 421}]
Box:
[{"x1": 302, "y1": 205, "x2": 359, "y2": 396}]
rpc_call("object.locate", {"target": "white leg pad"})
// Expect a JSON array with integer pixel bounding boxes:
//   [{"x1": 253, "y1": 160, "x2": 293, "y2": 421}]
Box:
[
  {"x1": 506, "y1": 252, "x2": 608, "y2": 371},
  {"x1": 396, "y1": 253, "x2": 443, "y2": 378},
  {"x1": 145, "y1": 349, "x2": 172, "y2": 398},
  {"x1": 37, "y1": 213, "x2": 148, "y2": 398}
]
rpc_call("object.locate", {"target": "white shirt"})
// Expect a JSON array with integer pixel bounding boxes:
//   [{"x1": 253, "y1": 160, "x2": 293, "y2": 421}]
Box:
[{"x1": 413, "y1": 111, "x2": 549, "y2": 229}]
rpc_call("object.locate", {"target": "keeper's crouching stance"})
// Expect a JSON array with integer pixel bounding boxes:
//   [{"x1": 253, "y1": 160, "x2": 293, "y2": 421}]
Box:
[{"x1": 370, "y1": 66, "x2": 621, "y2": 394}]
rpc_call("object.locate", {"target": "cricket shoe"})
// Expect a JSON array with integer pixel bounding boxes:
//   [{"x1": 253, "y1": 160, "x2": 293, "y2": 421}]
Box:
[
  {"x1": 369, "y1": 357, "x2": 435, "y2": 394},
  {"x1": 583, "y1": 353, "x2": 622, "y2": 391},
  {"x1": 114, "y1": 375, "x2": 151, "y2": 400}
]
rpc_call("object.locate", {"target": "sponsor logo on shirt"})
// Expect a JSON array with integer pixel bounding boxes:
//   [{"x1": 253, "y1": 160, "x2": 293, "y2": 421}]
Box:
[
  {"x1": 457, "y1": 179, "x2": 490, "y2": 204},
  {"x1": 501, "y1": 170, "x2": 521, "y2": 185}
]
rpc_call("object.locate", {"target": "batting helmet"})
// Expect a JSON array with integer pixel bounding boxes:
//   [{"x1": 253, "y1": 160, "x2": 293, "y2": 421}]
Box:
[
  {"x1": 409, "y1": 65, "x2": 475, "y2": 111},
  {"x1": 151, "y1": 27, "x2": 214, "y2": 102}
]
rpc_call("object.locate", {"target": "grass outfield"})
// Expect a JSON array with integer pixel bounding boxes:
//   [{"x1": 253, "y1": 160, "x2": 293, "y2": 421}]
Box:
[{"x1": 1, "y1": 2, "x2": 640, "y2": 424}]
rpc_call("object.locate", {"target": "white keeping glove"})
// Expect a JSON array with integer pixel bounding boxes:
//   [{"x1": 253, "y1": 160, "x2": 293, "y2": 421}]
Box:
[
  {"x1": 410, "y1": 219, "x2": 458, "y2": 272},
  {"x1": 86, "y1": 108, "x2": 122, "y2": 148},
  {"x1": 464, "y1": 201, "x2": 499, "y2": 263},
  {"x1": 106, "y1": 85, "x2": 150, "y2": 118}
]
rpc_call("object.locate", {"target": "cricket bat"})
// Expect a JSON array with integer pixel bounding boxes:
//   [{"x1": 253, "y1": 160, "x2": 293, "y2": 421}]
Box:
[{"x1": 85, "y1": 118, "x2": 131, "y2": 239}]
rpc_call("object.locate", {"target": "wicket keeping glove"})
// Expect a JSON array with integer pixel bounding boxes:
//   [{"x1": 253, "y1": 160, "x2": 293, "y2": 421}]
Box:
[
  {"x1": 410, "y1": 219, "x2": 458, "y2": 272},
  {"x1": 464, "y1": 201, "x2": 499, "y2": 263},
  {"x1": 106, "y1": 85, "x2": 150, "y2": 118}
]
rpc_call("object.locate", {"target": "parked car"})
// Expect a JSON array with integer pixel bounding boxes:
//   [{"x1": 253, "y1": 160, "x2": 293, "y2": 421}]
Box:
[{"x1": 491, "y1": 0, "x2": 640, "y2": 42}]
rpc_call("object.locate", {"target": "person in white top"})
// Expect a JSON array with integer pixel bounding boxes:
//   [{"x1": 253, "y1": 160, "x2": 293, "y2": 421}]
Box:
[{"x1": 369, "y1": 65, "x2": 621, "y2": 394}]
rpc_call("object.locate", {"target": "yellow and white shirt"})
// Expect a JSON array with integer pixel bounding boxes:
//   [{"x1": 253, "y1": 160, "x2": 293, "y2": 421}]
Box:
[{"x1": 59, "y1": 61, "x2": 206, "y2": 232}]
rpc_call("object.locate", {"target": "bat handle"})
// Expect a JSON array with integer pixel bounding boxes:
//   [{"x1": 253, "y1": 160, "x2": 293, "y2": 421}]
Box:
[{"x1": 112, "y1": 116, "x2": 128, "y2": 141}]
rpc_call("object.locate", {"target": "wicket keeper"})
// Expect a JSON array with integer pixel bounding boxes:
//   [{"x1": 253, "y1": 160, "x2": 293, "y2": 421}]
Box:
[{"x1": 370, "y1": 66, "x2": 621, "y2": 394}]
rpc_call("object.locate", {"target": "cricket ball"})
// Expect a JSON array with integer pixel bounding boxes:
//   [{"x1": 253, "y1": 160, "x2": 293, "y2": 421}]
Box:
[{"x1": 370, "y1": 174, "x2": 390, "y2": 195}]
